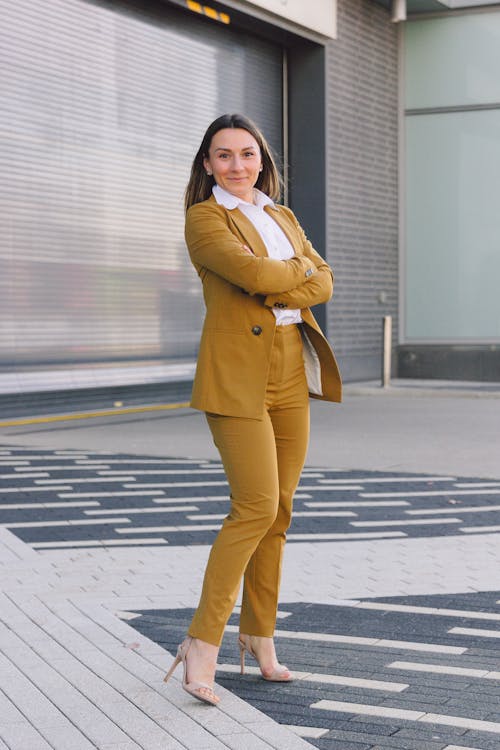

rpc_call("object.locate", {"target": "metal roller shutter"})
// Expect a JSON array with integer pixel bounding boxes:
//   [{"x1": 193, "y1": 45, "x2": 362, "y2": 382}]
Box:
[{"x1": 0, "y1": 0, "x2": 283, "y2": 375}]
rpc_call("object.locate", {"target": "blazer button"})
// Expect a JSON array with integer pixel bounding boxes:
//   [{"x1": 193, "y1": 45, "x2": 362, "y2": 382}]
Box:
[{"x1": 251, "y1": 325, "x2": 262, "y2": 336}]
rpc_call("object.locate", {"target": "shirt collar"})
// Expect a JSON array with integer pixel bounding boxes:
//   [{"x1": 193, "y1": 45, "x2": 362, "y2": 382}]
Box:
[{"x1": 212, "y1": 184, "x2": 275, "y2": 211}]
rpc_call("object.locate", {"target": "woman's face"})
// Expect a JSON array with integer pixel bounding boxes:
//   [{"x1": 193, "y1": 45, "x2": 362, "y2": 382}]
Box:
[{"x1": 203, "y1": 128, "x2": 262, "y2": 203}]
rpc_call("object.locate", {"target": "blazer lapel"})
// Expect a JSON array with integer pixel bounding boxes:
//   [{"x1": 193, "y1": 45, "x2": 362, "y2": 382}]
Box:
[
  {"x1": 227, "y1": 209, "x2": 269, "y2": 257},
  {"x1": 216, "y1": 195, "x2": 301, "y2": 258}
]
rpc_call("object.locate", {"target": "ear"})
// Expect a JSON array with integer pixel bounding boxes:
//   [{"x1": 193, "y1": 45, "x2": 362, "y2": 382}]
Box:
[{"x1": 203, "y1": 156, "x2": 210, "y2": 172}]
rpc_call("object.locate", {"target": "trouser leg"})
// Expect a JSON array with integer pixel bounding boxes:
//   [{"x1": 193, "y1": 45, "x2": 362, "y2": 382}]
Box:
[
  {"x1": 239, "y1": 388, "x2": 309, "y2": 636},
  {"x1": 188, "y1": 411, "x2": 280, "y2": 647}
]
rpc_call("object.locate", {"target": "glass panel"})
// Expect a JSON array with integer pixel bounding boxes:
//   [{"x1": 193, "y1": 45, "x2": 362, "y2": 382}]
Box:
[
  {"x1": 405, "y1": 109, "x2": 500, "y2": 340},
  {"x1": 405, "y1": 12, "x2": 500, "y2": 109}
]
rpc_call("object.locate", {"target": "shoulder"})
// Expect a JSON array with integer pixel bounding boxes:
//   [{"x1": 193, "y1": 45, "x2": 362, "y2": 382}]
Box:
[
  {"x1": 185, "y1": 195, "x2": 237, "y2": 245},
  {"x1": 274, "y1": 203, "x2": 299, "y2": 223},
  {"x1": 272, "y1": 203, "x2": 302, "y2": 230},
  {"x1": 185, "y1": 195, "x2": 231, "y2": 235},
  {"x1": 186, "y1": 194, "x2": 225, "y2": 220}
]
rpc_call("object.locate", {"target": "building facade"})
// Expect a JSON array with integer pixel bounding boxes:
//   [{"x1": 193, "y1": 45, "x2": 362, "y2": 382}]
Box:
[
  {"x1": 1, "y1": 0, "x2": 498, "y2": 412},
  {"x1": 398, "y1": 2, "x2": 500, "y2": 380}
]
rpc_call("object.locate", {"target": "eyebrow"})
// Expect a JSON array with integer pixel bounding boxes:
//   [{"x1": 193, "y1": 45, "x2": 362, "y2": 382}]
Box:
[{"x1": 214, "y1": 146, "x2": 256, "y2": 152}]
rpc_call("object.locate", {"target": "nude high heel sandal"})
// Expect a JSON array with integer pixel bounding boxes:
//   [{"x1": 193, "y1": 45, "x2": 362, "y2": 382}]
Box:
[
  {"x1": 164, "y1": 637, "x2": 220, "y2": 706},
  {"x1": 238, "y1": 635, "x2": 293, "y2": 682}
]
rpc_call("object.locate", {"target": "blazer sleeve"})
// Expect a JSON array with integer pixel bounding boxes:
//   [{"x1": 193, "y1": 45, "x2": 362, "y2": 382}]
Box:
[
  {"x1": 263, "y1": 207, "x2": 334, "y2": 309},
  {"x1": 185, "y1": 203, "x2": 317, "y2": 296}
]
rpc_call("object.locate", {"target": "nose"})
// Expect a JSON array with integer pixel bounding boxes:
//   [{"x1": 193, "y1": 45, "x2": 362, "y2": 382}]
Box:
[{"x1": 231, "y1": 155, "x2": 244, "y2": 171}]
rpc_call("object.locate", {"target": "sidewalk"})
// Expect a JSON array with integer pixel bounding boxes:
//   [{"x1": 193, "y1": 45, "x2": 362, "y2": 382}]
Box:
[
  {"x1": 0, "y1": 525, "x2": 312, "y2": 750},
  {"x1": 1, "y1": 383, "x2": 500, "y2": 750},
  {"x1": 2, "y1": 380, "x2": 499, "y2": 477}
]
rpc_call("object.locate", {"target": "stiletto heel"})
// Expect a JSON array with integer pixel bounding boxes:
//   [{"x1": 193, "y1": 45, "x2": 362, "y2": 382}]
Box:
[
  {"x1": 163, "y1": 652, "x2": 181, "y2": 683},
  {"x1": 163, "y1": 637, "x2": 220, "y2": 706},
  {"x1": 238, "y1": 635, "x2": 293, "y2": 682}
]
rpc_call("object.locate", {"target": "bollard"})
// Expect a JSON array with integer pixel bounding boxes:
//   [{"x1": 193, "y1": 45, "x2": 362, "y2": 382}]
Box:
[{"x1": 381, "y1": 315, "x2": 392, "y2": 388}]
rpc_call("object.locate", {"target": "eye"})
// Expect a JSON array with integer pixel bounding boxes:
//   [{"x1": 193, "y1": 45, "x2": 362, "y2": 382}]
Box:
[{"x1": 244, "y1": 151, "x2": 255, "y2": 158}]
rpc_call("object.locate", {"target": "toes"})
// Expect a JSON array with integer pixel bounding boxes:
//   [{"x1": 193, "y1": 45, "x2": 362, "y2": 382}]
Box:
[{"x1": 197, "y1": 687, "x2": 219, "y2": 702}]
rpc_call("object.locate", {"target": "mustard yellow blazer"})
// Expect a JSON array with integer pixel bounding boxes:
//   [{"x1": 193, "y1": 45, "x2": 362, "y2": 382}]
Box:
[{"x1": 185, "y1": 194, "x2": 342, "y2": 418}]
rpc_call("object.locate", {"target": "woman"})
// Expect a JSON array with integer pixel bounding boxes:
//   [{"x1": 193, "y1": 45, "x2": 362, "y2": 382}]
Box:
[{"x1": 164, "y1": 114, "x2": 341, "y2": 705}]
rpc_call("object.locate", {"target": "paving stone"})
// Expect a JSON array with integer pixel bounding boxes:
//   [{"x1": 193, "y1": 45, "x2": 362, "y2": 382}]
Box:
[
  {"x1": 220, "y1": 732, "x2": 280, "y2": 750},
  {"x1": 323, "y1": 721, "x2": 401, "y2": 736},
  {"x1": 1, "y1": 642, "x2": 134, "y2": 746},
  {"x1": 243, "y1": 719, "x2": 317, "y2": 749},
  {"x1": 0, "y1": 657, "x2": 95, "y2": 748},
  {"x1": 154, "y1": 717, "x2": 229, "y2": 749},
  {"x1": 393, "y1": 727, "x2": 468, "y2": 740},
  {"x1": 317, "y1": 730, "x2": 445, "y2": 750},
  {"x1": 2, "y1": 447, "x2": 500, "y2": 750},
  {"x1": 0, "y1": 722, "x2": 55, "y2": 750},
  {"x1": 312, "y1": 740, "x2": 372, "y2": 750},
  {"x1": 33, "y1": 724, "x2": 97, "y2": 750},
  {"x1": 449, "y1": 735, "x2": 500, "y2": 749}
]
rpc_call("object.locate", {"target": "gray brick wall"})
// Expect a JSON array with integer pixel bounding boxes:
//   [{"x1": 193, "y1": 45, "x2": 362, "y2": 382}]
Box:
[{"x1": 325, "y1": 0, "x2": 399, "y2": 382}]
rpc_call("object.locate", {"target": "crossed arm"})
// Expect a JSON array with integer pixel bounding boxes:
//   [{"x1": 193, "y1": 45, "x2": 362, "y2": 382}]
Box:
[
  {"x1": 185, "y1": 202, "x2": 333, "y2": 306},
  {"x1": 263, "y1": 207, "x2": 334, "y2": 309}
]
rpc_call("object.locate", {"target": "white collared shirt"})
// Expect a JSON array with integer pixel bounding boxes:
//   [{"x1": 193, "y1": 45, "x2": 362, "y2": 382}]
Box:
[{"x1": 212, "y1": 184, "x2": 302, "y2": 325}]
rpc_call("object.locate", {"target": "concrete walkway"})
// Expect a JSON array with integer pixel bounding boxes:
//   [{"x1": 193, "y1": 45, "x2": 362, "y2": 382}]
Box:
[
  {"x1": 2, "y1": 380, "x2": 500, "y2": 477},
  {"x1": 0, "y1": 381, "x2": 499, "y2": 750},
  {"x1": 0, "y1": 525, "x2": 313, "y2": 750}
]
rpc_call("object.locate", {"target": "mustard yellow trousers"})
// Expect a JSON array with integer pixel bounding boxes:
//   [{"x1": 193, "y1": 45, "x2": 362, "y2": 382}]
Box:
[{"x1": 188, "y1": 323, "x2": 310, "y2": 646}]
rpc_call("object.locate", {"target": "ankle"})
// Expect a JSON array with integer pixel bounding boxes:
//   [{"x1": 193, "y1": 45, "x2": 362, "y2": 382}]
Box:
[{"x1": 188, "y1": 637, "x2": 219, "y2": 662}]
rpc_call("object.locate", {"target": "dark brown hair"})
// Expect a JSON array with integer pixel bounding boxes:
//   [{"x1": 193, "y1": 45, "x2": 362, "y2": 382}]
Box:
[{"x1": 184, "y1": 113, "x2": 282, "y2": 211}]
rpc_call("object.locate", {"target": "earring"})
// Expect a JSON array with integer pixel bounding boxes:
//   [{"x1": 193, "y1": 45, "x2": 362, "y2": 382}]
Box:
[
  {"x1": 259, "y1": 166, "x2": 263, "y2": 172},
  {"x1": 206, "y1": 171, "x2": 212, "y2": 176}
]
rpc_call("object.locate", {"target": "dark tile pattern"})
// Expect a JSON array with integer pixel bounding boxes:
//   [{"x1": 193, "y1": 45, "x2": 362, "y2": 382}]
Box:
[
  {"x1": 131, "y1": 594, "x2": 500, "y2": 750},
  {"x1": 0, "y1": 445, "x2": 499, "y2": 549},
  {"x1": 1, "y1": 445, "x2": 499, "y2": 748}
]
